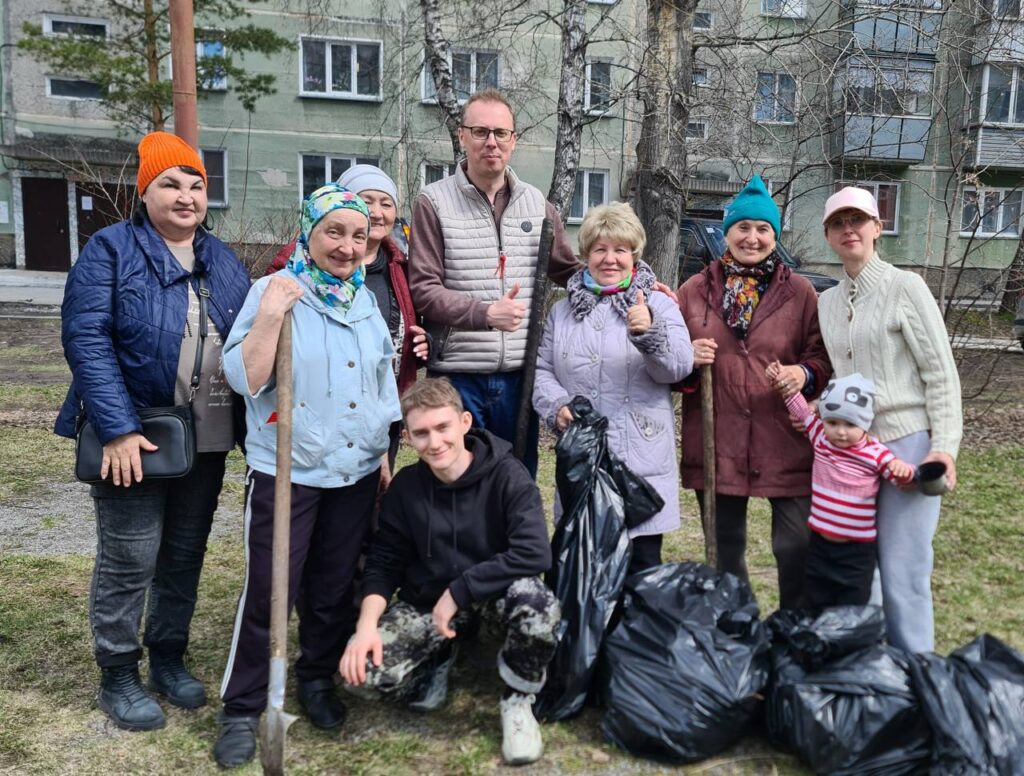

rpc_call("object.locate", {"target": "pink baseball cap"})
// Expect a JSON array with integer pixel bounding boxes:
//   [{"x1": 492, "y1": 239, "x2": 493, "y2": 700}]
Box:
[{"x1": 823, "y1": 186, "x2": 880, "y2": 225}]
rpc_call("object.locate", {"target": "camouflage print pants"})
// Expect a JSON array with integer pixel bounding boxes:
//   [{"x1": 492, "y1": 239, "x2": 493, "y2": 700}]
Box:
[{"x1": 362, "y1": 576, "x2": 561, "y2": 699}]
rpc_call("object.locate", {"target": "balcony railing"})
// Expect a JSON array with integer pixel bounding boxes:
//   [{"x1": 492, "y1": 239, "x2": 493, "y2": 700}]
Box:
[
  {"x1": 966, "y1": 125, "x2": 1024, "y2": 168},
  {"x1": 832, "y1": 114, "x2": 932, "y2": 163}
]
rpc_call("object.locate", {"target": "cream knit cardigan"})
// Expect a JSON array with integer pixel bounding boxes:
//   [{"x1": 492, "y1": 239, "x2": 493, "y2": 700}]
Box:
[{"x1": 818, "y1": 254, "x2": 963, "y2": 459}]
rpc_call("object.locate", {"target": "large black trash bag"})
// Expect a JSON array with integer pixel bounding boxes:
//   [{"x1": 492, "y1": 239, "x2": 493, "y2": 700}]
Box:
[
  {"x1": 909, "y1": 634, "x2": 1024, "y2": 775},
  {"x1": 534, "y1": 396, "x2": 658, "y2": 721},
  {"x1": 598, "y1": 562, "x2": 770, "y2": 763},
  {"x1": 766, "y1": 606, "x2": 931, "y2": 775}
]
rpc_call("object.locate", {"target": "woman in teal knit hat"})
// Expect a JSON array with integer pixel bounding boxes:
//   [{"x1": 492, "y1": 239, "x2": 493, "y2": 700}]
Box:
[{"x1": 676, "y1": 175, "x2": 831, "y2": 609}]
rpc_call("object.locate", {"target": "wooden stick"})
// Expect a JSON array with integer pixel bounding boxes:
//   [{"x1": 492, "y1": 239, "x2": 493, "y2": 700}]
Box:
[{"x1": 700, "y1": 364, "x2": 718, "y2": 569}]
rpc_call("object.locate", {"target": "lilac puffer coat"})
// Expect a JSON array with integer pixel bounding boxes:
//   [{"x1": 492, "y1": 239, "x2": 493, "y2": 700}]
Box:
[{"x1": 533, "y1": 268, "x2": 694, "y2": 537}]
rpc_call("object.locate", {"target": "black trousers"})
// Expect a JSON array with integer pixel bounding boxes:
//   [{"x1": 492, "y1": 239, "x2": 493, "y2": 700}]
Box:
[
  {"x1": 695, "y1": 491, "x2": 810, "y2": 610},
  {"x1": 219, "y1": 467, "x2": 378, "y2": 716},
  {"x1": 628, "y1": 534, "x2": 664, "y2": 575},
  {"x1": 804, "y1": 532, "x2": 877, "y2": 612}
]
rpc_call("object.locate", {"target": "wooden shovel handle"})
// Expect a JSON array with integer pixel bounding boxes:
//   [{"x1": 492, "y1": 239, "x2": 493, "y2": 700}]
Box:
[{"x1": 700, "y1": 364, "x2": 718, "y2": 569}]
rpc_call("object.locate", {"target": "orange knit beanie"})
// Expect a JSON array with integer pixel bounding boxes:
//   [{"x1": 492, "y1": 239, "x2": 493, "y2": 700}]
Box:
[{"x1": 136, "y1": 131, "x2": 207, "y2": 194}]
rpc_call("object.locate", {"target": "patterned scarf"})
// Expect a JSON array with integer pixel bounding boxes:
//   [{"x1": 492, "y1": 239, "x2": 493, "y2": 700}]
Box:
[
  {"x1": 286, "y1": 244, "x2": 365, "y2": 310},
  {"x1": 581, "y1": 266, "x2": 637, "y2": 296},
  {"x1": 720, "y1": 250, "x2": 778, "y2": 338},
  {"x1": 568, "y1": 261, "x2": 656, "y2": 321}
]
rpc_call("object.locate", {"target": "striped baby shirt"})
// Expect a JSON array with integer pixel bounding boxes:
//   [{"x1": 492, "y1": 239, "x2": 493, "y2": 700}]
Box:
[{"x1": 785, "y1": 392, "x2": 905, "y2": 542}]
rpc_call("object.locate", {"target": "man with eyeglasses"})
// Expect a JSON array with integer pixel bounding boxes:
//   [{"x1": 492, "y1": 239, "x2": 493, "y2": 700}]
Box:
[{"x1": 409, "y1": 88, "x2": 579, "y2": 476}]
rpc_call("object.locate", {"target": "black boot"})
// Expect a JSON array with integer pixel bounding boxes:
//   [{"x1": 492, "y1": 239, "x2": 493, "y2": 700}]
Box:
[
  {"x1": 148, "y1": 650, "x2": 206, "y2": 709},
  {"x1": 297, "y1": 677, "x2": 347, "y2": 729},
  {"x1": 98, "y1": 665, "x2": 166, "y2": 731},
  {"x1": 213, "y1": 712, "x2": 258, "y2": 769}
]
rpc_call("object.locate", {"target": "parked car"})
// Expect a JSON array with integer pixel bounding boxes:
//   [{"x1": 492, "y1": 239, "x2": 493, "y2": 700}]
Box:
[
  {"x1": 1014, "y1": 292, "x2": 1024, "y2": 351},
  {"x1": 679, "y1": 216, "x2": 839, "y2": 294}
]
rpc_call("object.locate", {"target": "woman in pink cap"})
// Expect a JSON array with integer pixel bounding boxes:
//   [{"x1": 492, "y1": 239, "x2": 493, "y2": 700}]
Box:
[{"x1": 817, "y1": 186, "x2": 962, "y2": 653}]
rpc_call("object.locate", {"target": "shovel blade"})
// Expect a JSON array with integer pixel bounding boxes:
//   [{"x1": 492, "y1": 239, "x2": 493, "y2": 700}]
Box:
[{"x1": 260, "y1": 708, "x2": 298, "y2": 775}]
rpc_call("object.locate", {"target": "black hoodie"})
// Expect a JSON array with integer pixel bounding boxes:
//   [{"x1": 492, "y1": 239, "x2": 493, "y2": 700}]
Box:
[{"x1": 362, "y1": 429, "x2": 551, "y2": 609}]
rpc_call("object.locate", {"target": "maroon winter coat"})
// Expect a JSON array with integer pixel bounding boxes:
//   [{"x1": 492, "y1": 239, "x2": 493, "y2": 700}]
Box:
[
  {"x1": 676, "y1": 261, "x2": 831, "y2": 498},
  {"x1": 267, "y1": 235, "x2": 420, "y2": 395}
]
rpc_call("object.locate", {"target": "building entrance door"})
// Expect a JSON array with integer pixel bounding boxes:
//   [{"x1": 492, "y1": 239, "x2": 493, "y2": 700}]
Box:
[{"x1": 22, "y1": 178, "x2": 71, "y2": 271}]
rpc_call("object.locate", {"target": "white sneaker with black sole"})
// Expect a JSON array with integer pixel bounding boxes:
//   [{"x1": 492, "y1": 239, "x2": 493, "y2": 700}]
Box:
[{"x1": 500, "y1": 692, "x2": 543, "y2": 765}]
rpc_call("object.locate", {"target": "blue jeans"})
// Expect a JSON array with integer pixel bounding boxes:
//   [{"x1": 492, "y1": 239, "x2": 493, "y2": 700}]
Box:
[
  {"x1": 89, "y1": 452, "x2": 227, "y2": 667},
  {"x1": 440, "y1": 371, "x2": 538, "y2": 477}
]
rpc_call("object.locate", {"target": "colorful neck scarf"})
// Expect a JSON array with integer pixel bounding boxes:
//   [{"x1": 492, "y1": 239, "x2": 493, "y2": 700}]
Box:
[
  {"x1": 287, "y1": 245, "x2": 365, "y2": 310},
  {"x1": 581, "y1": 266, "x2": 637, "y2": 296},
  {"x1": 568, "y1": 261, "x2": 656, "y2": 321},
  {"x1": 720, "y1": 250, "x2": 778, "y2": 339}
]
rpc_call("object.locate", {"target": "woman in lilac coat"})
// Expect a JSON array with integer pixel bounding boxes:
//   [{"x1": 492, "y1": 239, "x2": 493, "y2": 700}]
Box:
[{"x1": 533, "y1": 203, "x2": 694, "y2": 572}]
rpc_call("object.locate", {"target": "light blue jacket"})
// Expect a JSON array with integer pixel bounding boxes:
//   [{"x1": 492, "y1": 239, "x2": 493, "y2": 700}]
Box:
[{"x1": 223, "y1": 269, "x2": 400, "y2": 488}]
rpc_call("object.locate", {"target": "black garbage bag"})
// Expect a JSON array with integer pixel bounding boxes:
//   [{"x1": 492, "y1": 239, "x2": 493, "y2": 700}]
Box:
[
  {"x1": 909, "y1": 634, "x2": 1024, "y2": 775},
  {"x1": 534, "y1": 397, "x2": 661, "y2": 721},
  {"x1": 599, "y1": 562, "x2": 770, "y2": 763},
  {"x1": 766, "y1": 606, "x2": 931, "y2": 775}
]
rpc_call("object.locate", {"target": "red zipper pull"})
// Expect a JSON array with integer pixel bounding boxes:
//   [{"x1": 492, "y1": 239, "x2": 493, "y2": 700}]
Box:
[{"x1": 495, "y1": 251, "x2": 506, "y2": 279}]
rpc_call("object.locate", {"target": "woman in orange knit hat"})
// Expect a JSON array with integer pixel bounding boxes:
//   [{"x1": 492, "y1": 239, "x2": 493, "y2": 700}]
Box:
[{"x1": 55, "y1": 131, "x2": 252, "y2": 732}]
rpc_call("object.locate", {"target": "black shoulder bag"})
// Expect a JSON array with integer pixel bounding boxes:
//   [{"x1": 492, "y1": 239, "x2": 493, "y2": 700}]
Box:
[{"x1": 75, "y1": 275, "x2": 209, "y2": 484}]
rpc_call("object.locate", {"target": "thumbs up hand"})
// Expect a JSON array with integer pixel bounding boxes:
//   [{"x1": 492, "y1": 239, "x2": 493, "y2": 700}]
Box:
[
  {"x1": 486, "y1": 283, "x2": 527, "y2": 332},
  {"x1": 627, "y1": 289, "x2": 652, "y2": 335}
]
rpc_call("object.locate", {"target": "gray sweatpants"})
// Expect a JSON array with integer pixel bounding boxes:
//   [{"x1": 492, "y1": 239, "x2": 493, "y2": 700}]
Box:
[{"x1": 871, "y1": 431, "x2": 942, "y2": 653}]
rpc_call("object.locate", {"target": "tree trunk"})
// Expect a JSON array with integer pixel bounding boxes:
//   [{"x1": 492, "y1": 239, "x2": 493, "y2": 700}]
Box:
[
  {"x1": 420, "y1": 0, "x2": 462, "y2": 160},
  {"x1": 546, "y1": 0, "x2": 588, "y2": 221},
  {"x1": 144, "y1": 0, "x2": 164, "y2": 131},
  {"x1": 633, "y1": 0, "x2": 697, "y2": 288},
  {"x1": 1001, "y1": 234, "x2": 1024, "y2": 313}
]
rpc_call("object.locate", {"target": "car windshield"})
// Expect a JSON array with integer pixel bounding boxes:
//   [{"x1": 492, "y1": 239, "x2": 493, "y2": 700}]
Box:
[{"x1": 702, "y1": 221, "x2": 795, "y2": 267}]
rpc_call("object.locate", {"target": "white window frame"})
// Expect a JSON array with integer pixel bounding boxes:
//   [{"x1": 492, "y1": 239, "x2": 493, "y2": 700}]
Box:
[
  {"x1": 587, "y1": 0, "x2": 617, "y2": 6},
  {"x1": 421, "y1": 161, "x2": 457, "y2": 187},
  {"x1": 584, "y1": 59, "x2": 613, "y2": 115},
  {"x1": 298, "y1": 153, "x2": 379, "y2": 200},
  {"x1": 421, "y1": 49, "x2": 500, "y2": 104},
  {"x1": 685, "y1": 119, "x2": 709, "y2": 140},
  {"x1": 978, "y1": 63, "x2": 1024, "y2": 127},
  {"x1": 45, "y1": 76, "x2": 103, "y2": 101},
  {"x1": 837, "y1": 180, "x2": 901, "y2": 235},
  {"x1": 43, "y1": 14, "x2": 109, "y2": 38},
  {"x1": 760, "y1": 0, "x2": 807, "y2": 18},
  {"x1": 753, "y1": 71, "x2": 799, "y2": 124},
  {"x1": 568, "y1": 169, "x2": 610, "y2": 224},
  {"x1": 844, "y1": 59, "x2": 935, "y2": 119},
  {"x1": 960, "y1": 186, "x2": 1022, "y2": 239},
  {"x1": 299, "y1": 36, "x2": 384, "y2": 102},
  {"x1": 200, "y1": 149, "x2": 228, "y2": 208},
  {"x1": 692, "y1": 67, "x2": 709, "y2": 87},
  {"x1": 693, "y1": 11, "x2": 714, "y2": 31},
  {"x1": 196, "y1": 32, "x2": 228, "y2": 92}
]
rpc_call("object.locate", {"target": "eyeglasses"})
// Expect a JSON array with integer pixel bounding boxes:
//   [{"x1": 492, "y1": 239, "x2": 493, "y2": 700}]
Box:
[
  {"x1": 827, "y1": 212, "x2": 871, "y2": 230},
  {"x1": 461, "y1": 125, "x2": 515, "y2": 143}
]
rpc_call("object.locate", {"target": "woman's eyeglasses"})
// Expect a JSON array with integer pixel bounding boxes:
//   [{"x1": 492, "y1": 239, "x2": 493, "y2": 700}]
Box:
[
  {"x1": 461, "y1": 125, "x2": 515, "y2": 143},
  {"x1": 827, "y1": 213, "x2": 871, "y2": 230}
]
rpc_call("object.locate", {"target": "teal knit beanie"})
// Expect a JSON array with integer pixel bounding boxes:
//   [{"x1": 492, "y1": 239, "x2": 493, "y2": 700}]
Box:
[{"x1": 722, "y1": 175, "x2": 781, "y2": 238}]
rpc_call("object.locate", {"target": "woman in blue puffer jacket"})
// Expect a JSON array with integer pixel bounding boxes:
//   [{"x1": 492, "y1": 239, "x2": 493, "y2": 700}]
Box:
[
  {"x1": 54, "y1": 132, "x2": 251, "y2": 732},
  {"x1": 212, "y1": 183, "x2": 400, "y2": 769}
]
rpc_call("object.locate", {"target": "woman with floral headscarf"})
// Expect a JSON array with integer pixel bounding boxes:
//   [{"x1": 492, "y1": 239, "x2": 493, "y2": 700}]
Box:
[{"x1": 213, "y1": 184, "x2": 400, "y2": 768}]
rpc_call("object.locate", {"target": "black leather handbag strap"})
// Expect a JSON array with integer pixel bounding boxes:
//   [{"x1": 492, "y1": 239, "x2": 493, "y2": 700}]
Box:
[{"x1": 189, "y1": 273, "x2": 209, "y2": 404}]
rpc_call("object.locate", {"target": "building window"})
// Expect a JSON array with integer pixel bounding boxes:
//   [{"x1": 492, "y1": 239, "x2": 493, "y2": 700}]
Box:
[
  {"x1": 837, "y1": 180, "x2": 900, "y2": 234},
  {"x1": 422, "y1": 162, "x2": 457, "y2": 186},
  {"x1": 585, "y1": 60, "x2": 612, "y2": 114},
  {"x1": 686, "y1": 120, "x2": 708, "y2": 139},
  {"x1": 43, "y1": 14, "x2": 108, "y2": 38},
  {"x1": 761, "y1": 0, "x2": 806, "y2": 18},
  {"x1": 981, "y1": 64, "x2": 1024, "y2": 125},
  {"x1": 844, "y1": 60, "x2": 934, "y2": 117},
  {"x1": 196, "y1": 33, "x2": 227, "y2": 91},
  {"x1": 961, "y1": 187, "x2": 1022, "y2": 238},
  {"x1": 988, "y1": 0, "x2": 1020, "y2": 18},
  {"x1": 692, "y1": 67, "x2": 708, "y2": 87},
  {"x1": 300, "y1": 154, "x2": 379, "y2": 199},
  {"x1": 693, "y1": 12, "x2": 714, "y2": 30},
  {"x1": 422, "y1": 50, "x2": 499, "y2": 103},
  {"x1": 47, "y1": 77, "x2": 103, "y2": 100},
  {"x1": 754, "y1": 72, "x2": 797, "y2": 123},
  {"x1": 201, "y1": 149, "x2": 227, "y2": 207},
  {"x1": 300, "y1": 38, "x2": 382, "y2": 100},
  {"x1": 568, "y1": 170, "x2": 609, "y2": 222}
]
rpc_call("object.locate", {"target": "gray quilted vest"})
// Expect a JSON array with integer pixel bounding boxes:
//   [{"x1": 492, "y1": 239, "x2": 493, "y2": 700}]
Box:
[{"x1": 420, "y1": 164, "x2": 546, "y2": 373}]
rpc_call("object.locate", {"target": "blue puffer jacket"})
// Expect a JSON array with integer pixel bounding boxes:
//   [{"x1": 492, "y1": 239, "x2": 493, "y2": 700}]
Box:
[{"x1": 54, "y1": 211, "x2": 252, "y2": 444}]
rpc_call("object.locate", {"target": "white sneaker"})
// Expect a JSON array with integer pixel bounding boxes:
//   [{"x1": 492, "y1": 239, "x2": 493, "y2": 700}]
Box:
[{"x1": 500, "y1": 692, "x2": 543, "y2": 765}]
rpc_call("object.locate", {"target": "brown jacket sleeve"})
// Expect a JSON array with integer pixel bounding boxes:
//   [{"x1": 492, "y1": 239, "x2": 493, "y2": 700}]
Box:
[
  {"x1": 545, "y1": 203, "x2": 581, "y2": 288},
  {"x1": 408, "y1": 194, "x2": 491, "y2": 330}
]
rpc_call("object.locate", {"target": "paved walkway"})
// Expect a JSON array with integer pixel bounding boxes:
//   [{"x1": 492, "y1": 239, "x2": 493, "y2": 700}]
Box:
[{"x1": 0, "y1": 269, "x2": 66, "y2": 306}]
